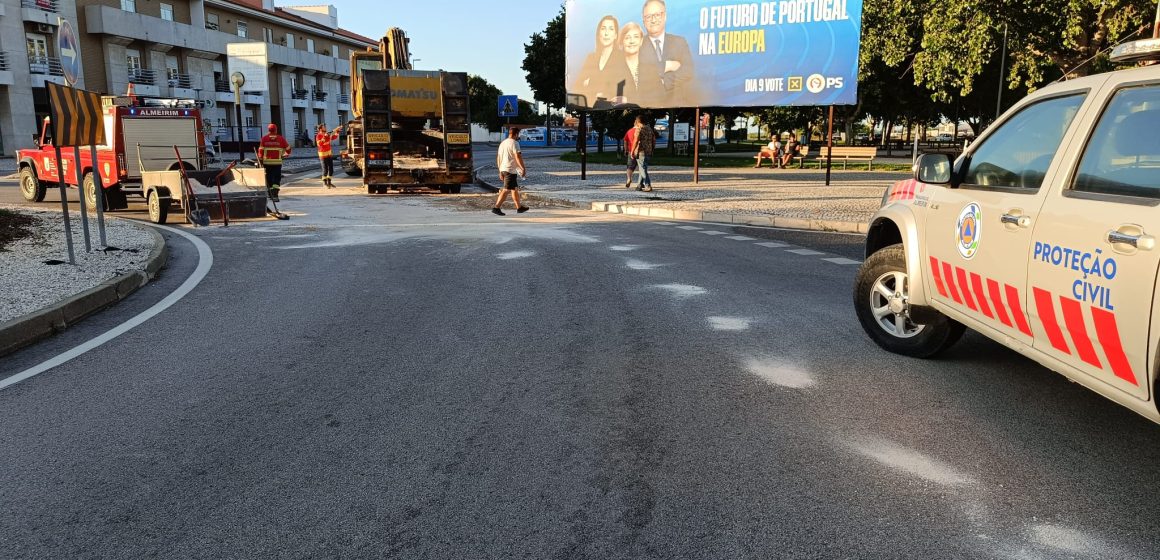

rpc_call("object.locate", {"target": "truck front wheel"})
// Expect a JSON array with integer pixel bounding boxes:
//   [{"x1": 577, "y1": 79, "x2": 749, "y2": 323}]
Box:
[
  {"x1": 20, "y1": 166, "x2": 46, "y2": 202},
  {"x1": 852, "y1": 243, "x2": 964, "y2": 358}
]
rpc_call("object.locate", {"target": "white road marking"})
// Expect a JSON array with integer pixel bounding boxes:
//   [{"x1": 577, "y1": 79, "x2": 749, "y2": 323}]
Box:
[
  {"x1": 609, "y1": 245, "x2": 641, "y2": 251},
  {"x1": 756, "y1": 241, "x2": 791, "y2": 248},
  {"x1": 848, "y1": 437, "x2": 976, "y2": 487},
  {"x1": 744, "y1": 357, "x2": 816, "y2": 389},
  {"x1": 651, "y1": 284, "x2": 707, "y2": 298},
  {"x1": 1, "y1": 224, "x2": 213, "y2": 391},
  {"x1": 497, "y1": 251, "x2": 535, "y2": 259},
  {"x1": 707, "y1": 316, "x2": 751, "y2": 331},
  {"x1": 676, "y1": 226, "x2": 702, "y2": 230},
  {"x1": 653, "y1": 222, "x2": 676, "y2": 225},
  {"x1": 823, "y1": 257, "x2": 862, "y2": 265},
  {"x1": 625, "y1": 259, "x2": 663, "y2": 270},
  {"x1": 699, "y1": 230, "x2": 728, "y2": 236},
  {"x1": 1028, "y1": 524, "x2": 1126, "y2": 558},
  {"x1": 725, "y1": 235, "x2": 755, "y2": 241},
  {"x1": 787, "y1": 248, "x2": 825, "y2": 256}
]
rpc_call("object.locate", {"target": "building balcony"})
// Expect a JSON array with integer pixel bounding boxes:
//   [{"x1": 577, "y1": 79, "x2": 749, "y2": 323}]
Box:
[
  {"x1": 85, "y1": 4, "x2": 355, "y2": 79},
  {"x1": 214, "y1": 80, "x2": 234, "y2": 103},
  {"x1": 22, "y1": 0, "x2": 58, "y2": 25},
  {"x1": 337, "y1": 93, "x2": 350, "y2": 111},
  {"x1": 290, "y1": 88, "x2": 309, "y2": 108},
  {"x1": 128, "y1": 68, "x2": 161, "y2": 97},
  {"x1": 0, "y1": 52, "x2": 12, "y2": 86},
  {"x1": 29, "y1": 56, "x2": 66, "y2": 88},
  {"x1": 311, "y1": 90, "x2": 327, "y2": 109},
  {"x1": 242, "y1": 92, "x2": 263, "y2": 105},
  {"x1": 167, "y1": 73, "x2": 196, "y2": 98}
]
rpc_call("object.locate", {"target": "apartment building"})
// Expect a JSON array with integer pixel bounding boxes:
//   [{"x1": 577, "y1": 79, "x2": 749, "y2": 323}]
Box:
[
  {"x1": 0, "y1": 0, "x2": 375, "y2": 155},
  {"x1": 0, "y1": 0, "x2": 84, "y2": 155}
]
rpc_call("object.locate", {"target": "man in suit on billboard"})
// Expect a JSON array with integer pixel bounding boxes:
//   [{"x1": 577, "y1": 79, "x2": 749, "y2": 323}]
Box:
[{"x1": 639, "y1": 0, "x2": 696, "y2": 107}]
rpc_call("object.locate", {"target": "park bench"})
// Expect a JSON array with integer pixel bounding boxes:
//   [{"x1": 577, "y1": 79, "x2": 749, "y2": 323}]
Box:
[{"x1": 808, "y1": 146, "x2": 878, "y2": 170}]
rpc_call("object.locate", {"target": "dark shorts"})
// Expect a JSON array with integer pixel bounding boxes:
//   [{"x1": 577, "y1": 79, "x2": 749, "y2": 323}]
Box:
[
  {"x1": 501, "y1": 172, "x2": 519, "y2": 189},
  {"x1": 627, "y1": 158, "x2": 637, "y2": 171}
]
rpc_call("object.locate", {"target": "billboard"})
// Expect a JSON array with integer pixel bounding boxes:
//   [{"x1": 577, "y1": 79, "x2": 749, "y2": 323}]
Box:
[{"x1": 565, "y1": 0, "x2": 862, "y2": 110}]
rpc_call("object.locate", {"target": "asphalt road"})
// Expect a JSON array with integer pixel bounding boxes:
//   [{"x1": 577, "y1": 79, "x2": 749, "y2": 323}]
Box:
[{"x1": 3, "y1": 177, "x2": 1160, "y2": 559}]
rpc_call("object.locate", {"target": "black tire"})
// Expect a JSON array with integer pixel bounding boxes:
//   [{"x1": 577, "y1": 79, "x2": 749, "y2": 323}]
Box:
[
  {"x1": 449, "y1": 184, "x2": 462, "y2": 194},
  {"x1": 344, "y1": 168, "x2": 362, "y2": 177},
  {"x1": 19, "y1": 166, "x2": 46, "y2": 202},
  {"x1": 853, "y1": 243, "x2": 964, "y2": 358},
  {"x1": 147, "y1": 190, "x2": 170, "y2": 224},
  {"x1": 437, "y1": 185, "x2": 450, "y2": 194}
]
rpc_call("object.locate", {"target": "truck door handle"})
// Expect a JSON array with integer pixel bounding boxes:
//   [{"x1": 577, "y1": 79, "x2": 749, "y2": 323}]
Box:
[
  {"x1": 1001, "y1": 213, "x2": 1031, "y2": 228},
  {"x1": 1107, "y1": 230, "x2": 1155, "y2": 250}
]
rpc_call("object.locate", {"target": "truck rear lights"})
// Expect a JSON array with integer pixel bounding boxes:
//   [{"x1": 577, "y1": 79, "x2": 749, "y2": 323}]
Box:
[
  {"x1": 449, "y1": 150, "x2": 471, "y2": 160},
  {"x1": 367, "y1": 150, "x2": 390, "y2": 161}
]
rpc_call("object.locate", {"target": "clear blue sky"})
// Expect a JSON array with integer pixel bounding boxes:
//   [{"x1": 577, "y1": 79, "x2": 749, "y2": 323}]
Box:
[{"x1": 324, "y1": 1, "x2": 562, "y2": 103}]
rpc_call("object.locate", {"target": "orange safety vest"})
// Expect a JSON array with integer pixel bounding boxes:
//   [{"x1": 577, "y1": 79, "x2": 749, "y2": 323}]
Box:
[
  {"x1": 315, "y1": 130, "x2": 339, "y2": 157},
  {"x1": 259, "y1": 134, "x2": 290, "y2": 164}
]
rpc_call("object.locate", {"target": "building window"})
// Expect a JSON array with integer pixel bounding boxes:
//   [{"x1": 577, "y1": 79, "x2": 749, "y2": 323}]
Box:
[
  {"x1": 286, "y1": 34, "x2": 294, "y2": 49},
  {"x1": 160, "y1": 3, "x2": 173, "y2": 21},
  {"x1": 120, "y1": 0, "x2": 135, "y2": 13},
  {"x1": 206, "y1": 13, "x2": 219, "y2": 30},
  {"x1": 126, "y1": 49, "x2": 141, "y2": 70},
  {"x1": 237, "y1": 21, "x2": 247, "y2": 38},
  {"x1": 306, "y1": 39, "x2": 314, "y2": 53},
  {"x1": 263, "y1": 28, "x2": 273, "y2": 43},
  {"x1": 332, "y1": 44, "x2": 339, "y2": 59}
]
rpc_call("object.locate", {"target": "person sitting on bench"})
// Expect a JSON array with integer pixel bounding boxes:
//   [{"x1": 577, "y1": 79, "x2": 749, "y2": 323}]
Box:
[
  {"x1": 780, "y1": 137, "x2": 800, "y2": 168},
  {"x1": 754, "y1": 138, "x2": 783, "y2": 168}
]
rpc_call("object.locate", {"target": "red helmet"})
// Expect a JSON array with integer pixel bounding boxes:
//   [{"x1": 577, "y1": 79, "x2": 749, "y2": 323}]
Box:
[{"x1": 267, "y1": 123, "x2": 278, "y2": 133}]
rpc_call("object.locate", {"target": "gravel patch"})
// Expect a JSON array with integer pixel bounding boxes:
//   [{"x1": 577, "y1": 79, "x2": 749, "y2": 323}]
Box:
[{"x1": 0, "y1": 206, "x2": 157, "y2": 324}]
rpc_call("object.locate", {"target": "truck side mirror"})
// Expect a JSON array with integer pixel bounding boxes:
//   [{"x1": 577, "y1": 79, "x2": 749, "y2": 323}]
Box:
[{"x1": 914, "y1": 153, "x2": 953, "y2": 186}]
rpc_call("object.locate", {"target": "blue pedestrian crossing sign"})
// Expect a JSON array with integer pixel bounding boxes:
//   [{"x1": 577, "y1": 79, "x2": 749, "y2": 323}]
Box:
[
  {"x1": 57, "y1": 18, "x2": 81, "y2": 87},
  {"x1": 497, "y1": 95, "x2": 518, "y2": 118}
]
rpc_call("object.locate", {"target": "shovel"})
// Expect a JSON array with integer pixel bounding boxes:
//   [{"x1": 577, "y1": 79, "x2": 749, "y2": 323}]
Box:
[{"x1": 174, "y1": 145, "x2": 210, "y2": 226}]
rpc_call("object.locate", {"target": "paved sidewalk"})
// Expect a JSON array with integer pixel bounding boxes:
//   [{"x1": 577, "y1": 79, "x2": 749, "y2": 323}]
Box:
[{"x1": 486, "y1": 157, "x2": 907, "y2": 233}]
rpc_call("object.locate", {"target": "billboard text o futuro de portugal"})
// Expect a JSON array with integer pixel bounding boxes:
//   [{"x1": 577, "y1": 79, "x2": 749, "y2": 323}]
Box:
[{"x1": 565, "y1": 0, "x2": 862, "y2": 110}]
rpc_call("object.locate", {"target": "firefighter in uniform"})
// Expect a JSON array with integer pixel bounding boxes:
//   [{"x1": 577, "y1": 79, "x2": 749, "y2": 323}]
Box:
[
  {"x1": 259, "y1": 123, "x2": 291, "y2": 201},
  {"x1": 315, "y1": 123, "x2": 342, "y2": 188}
]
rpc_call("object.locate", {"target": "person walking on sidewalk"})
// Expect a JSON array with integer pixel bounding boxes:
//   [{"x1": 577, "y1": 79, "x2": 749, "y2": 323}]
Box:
[
  {"x1": 491, "y1": 127, "x2": 528, "y2": 216},
  {"x1": 623, "y1": 125, "x2": 638, "y2": 188},
  {"x1": 258, "y1": 123, "x2": 291, "y2": 202},
  {"x1": 630, "y1": 115, "x2": 656, "y2": 191},
  {"x1": 315, "y1": 123, "x2": 342, "y2": 188}
]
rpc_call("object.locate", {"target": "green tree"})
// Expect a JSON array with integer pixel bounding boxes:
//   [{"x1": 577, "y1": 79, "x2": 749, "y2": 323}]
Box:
[
  {"x1": 467, "y1": 74, "x2": 503, "y2": 132},
  {"x1": 522, "y1": 6, "x2": 566, "y2": 110}
]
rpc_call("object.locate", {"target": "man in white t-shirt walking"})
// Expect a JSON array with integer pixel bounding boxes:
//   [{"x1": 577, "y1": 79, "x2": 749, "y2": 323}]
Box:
[{"x1": 492, "y1": 126, "x2": 528, "y2": 216}]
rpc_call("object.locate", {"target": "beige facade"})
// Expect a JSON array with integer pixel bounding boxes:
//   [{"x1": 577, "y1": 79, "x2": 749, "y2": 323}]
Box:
[{"x1": 0, "y1": 0, "x2": 374, "y2": 155}]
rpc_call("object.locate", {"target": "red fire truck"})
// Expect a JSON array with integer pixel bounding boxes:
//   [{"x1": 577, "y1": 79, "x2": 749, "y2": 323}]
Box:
[{"x1": 17, "y1": 96, "x2": 207, "y2": 211}]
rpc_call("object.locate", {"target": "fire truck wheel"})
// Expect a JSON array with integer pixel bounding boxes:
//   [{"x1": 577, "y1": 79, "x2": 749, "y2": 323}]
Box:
[
  {"x1": 344, "y1": 168, "x2": 362, "y2": 177},
  {"x1": 167, "y1": 160, "x2": 198, "y2": 172},
  {"x1": 19, "y1": 166, "x2": 46, "y2": 203},
  {"x1": 147, "y1": 190, "x2": 170, "y2": 224},
  {"x1": 83, "y1": 172, "x2": 102, "y2": 212},
  {"x1": 449, "y1": 185, "x2": 462, "y2": 194},
  {"x1": 852, "y1": 243, "x2": 964, "y2": 358}
]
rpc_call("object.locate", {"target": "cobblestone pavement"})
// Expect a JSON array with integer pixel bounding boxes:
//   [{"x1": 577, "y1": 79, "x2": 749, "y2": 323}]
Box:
[{"x1": 507, "y1": 156, "x2": 907, "y2": 225}]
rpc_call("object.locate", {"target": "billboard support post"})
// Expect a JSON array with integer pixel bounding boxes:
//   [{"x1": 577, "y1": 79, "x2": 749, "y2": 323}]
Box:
[
  {"x1": 825, "y1": 106, "x2": 835, "y2": 186},
  {"x1": 693, "y1": 107, "x2": 700, "y2": 184},
  {"x1": 90, "y1": 145, "x2": 107, "y2": 247},
  {"x1": 53, "y1": 146, "x2": 76, "y2": 265},
  {"x1": 579, "y1": 111, "x2": 587, "y2": 180}
]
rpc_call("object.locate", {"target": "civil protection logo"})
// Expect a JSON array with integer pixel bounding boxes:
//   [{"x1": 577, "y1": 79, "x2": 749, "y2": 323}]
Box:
[{"x1": 957, "y1": 203, "x2": 981, "y2": 259}]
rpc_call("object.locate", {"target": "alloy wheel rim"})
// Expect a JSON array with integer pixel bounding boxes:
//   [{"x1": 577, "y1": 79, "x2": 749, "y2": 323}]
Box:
[{"x1": 869, "y1": 270, "x2": 925, "y2": 338}]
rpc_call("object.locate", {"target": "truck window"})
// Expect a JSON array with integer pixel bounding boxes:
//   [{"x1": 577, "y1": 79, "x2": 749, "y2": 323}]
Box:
[
  {"x1": 1072, "y1": 85, "x2": 1160, "y2": 198},
  {"x1": 963, "y1": 93, "x2": 1085, "y2": 190}
]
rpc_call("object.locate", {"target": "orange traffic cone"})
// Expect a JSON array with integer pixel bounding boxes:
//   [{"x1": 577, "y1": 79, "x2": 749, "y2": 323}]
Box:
[{"x1": 126, "y1": 82, "x2": 137, "y2": 105}]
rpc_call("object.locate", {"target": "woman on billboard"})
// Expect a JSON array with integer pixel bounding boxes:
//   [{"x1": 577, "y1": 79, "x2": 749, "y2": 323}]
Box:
[
  {"x1": 573, "y1": 15, "x2": 624, "y2": 109},
  {"x1": 610, "y1": 21, "x2": 662, "y2": 108}
]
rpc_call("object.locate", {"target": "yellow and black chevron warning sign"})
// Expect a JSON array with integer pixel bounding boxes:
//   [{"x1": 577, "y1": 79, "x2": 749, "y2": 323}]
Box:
[{"x1": 46, "y1": 82, "x2": 105, "y2": 147}]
